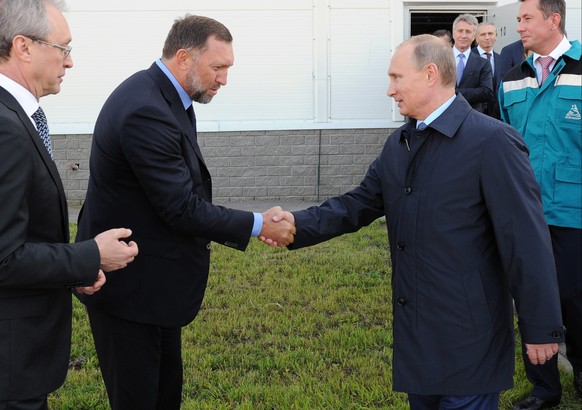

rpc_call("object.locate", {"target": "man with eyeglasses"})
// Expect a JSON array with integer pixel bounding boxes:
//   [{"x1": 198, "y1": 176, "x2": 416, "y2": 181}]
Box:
[
  {"x1": 28, "y1": 37, "x2": 72, "y2": 58},
  {"x1": 0, "y1": 1, "x2": 138, "y2": 409}
]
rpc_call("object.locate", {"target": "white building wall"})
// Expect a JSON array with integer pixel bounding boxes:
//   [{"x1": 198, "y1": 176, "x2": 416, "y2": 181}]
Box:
[
  {"x1": 46, "y1": 0, "x2": 394, "y2": 134},
  {"x1": 45, "y1": 0, "x2": 581, "y2": 206},
  {"x1": 44, "y1": 0, "x2": 580, "y2": 135}
]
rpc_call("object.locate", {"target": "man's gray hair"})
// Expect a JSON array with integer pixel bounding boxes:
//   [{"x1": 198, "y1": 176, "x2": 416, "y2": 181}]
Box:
[
  {"x1": 401, "y1": 34, "x2": 456, "y2": 88},
  {"x1": 453, "y1": 14, "x2": 479, "y2": 33},
  {"x1": 0, "y1": 0, "x2": 67, "y2": 62},
  {"x1": 477, "y1": 21, "x2": 496, "y2": 30}
]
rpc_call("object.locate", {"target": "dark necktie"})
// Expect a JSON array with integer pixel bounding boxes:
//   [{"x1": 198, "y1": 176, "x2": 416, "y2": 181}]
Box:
[
  {"x1": 485, "y1": 52, "x2": 493, "y2": 74},
  {"x1": 417, "y1": 121, "x2": 427, "y2": 131},
  {"x1": 186, "y1": 105, "x2": 195, "y2": 128},
  {"x1": 31, "y1": 107, "x2": 53, "y2": 158},
  {"x1": 538, "y1": 56, "x2": 554, "y2": 85},
  {"x1": 456, "y1": 54, "x2": 465, "y2": 86}
]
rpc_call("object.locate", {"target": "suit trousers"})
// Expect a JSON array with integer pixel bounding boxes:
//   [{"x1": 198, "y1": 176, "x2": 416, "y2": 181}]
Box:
[
  {"x1": 0, "y1": 396, "x2": 47, "y2": 410},
  {"x1": 408, "y1": 393, "x2": 499, "y2": 410},
  {"x1": 87, "y1": 306, "x2": 183, "y2": 410},
  {"x1": 522, "y1": 226, "x2": 582, "y2": 401}
]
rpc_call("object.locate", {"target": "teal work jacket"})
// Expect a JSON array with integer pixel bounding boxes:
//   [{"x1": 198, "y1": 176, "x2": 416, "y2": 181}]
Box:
[{"x1": 499, "y1": 40, "x2": 581, "y2": 229}]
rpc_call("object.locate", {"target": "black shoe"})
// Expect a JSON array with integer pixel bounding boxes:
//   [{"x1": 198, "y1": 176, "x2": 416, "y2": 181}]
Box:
[
  {"x1": 574, "y1": 371, "x2": 582, "y2": 398},
  {"x1": 512, "y1": 396, "x2": 560, "y2": 410}
]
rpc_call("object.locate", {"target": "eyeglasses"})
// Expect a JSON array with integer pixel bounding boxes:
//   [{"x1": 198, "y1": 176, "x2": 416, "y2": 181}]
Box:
[{"x1": 28, "y1": 37, "x2": 72, "y2": 58}]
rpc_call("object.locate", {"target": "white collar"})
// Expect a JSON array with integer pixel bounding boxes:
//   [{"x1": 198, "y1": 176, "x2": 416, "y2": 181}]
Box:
[
  {"x1": 476, "y1": 45, "x2": 493, "y2": 57},
  {"x1": 453, "y1": 47, "x2": 471, "y2": 59},
  {"x1": 533, "y1": 36, "x2": 570, "y2": 63},
  {"x1": 0, "y1": 73, "x2": 39, "y2": 117}
]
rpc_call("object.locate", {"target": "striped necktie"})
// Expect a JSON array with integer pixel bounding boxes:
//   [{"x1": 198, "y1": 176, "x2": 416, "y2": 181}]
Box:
[{"x1": 538, "y1": 56, "x2": 554, "y2": 85}]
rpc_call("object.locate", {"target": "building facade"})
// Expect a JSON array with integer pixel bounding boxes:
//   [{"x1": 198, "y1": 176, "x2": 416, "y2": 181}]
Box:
[{"x1": 48, "y1": 0, "x2": 581, "y2": 206}]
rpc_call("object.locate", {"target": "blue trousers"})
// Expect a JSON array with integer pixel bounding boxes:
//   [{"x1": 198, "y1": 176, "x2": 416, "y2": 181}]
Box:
[{"x1": 408, "y1": 393, "x2": 500, "y2": 410}]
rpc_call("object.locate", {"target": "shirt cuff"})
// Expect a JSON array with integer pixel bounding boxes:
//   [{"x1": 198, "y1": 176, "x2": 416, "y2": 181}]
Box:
[{"x1": 251, "y1": 212, "x2": 263, "y2": 237}]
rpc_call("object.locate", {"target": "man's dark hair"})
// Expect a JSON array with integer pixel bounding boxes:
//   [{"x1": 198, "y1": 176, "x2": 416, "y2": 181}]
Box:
[
  {"x1": 520, "y1": 0, "x2": 566, "y2": 34},
  {"x1": 432, "y1": 29, "x2": 453, "y2": 46},
  {"x1": 162, "y1": 15, "x2": 232, "y2": 59}
]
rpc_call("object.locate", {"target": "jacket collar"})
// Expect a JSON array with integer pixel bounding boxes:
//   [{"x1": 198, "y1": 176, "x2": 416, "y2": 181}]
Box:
[
  {"x1": 429, "y1": 94, "x2": 472, "y2": 138},
  {"x1": 145, "y1": 63, "x2": 206, "y2": 165}
]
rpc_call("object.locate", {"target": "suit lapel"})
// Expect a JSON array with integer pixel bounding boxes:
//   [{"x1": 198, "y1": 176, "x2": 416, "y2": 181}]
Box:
[
  {"x1": 460, "y1": 52, "x2": 477, "y2": 84},
  {"x1": 147, "y1": 64, "x2": 207, "y2": 167},
  {"x1": 0, "y1": 87, "x2": 69, "y2": 238},
  {"x1": 172, "y1": 101, "x2": 206, "y2": 163}
]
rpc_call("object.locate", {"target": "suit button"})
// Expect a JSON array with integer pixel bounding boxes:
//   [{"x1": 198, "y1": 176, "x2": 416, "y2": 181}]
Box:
[
  {"x1": 397, "y1": 241, "x2": 406, "y2": 250},
  {"x1": 404, "y1": 186, "x2": 412, "y2": 195},
  {"x1": 397, "y1": 298, "x2": 406, "y2": 306},
  {"x1": 206, "y1": 243, "x2": 211, "y2": 250},
  {"x1": 552, "y1": 331, "x2": 561, "y2": 338}
]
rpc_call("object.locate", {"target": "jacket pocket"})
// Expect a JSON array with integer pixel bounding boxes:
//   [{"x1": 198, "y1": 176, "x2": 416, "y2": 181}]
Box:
[
  {"x1": 0, "y1": 294, "x2": 47, "y2": 320},
  {"x1": 502, "y1": 89, "x2": 528, "y2": 130},
  {"x1": 461, "y1": 268, "x2": 493, "y2": 331},
  {"x1": 554, "y1": 165, "x2": 582, "y2": 210},
  {"x1": 555, "y1": 86, "x2": 582, "y2": 129}
]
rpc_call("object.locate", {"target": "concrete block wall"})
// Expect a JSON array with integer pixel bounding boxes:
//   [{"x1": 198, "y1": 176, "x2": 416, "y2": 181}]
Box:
[{"x1": 54, "y1": 128, "x2": 393, "y2": 208}]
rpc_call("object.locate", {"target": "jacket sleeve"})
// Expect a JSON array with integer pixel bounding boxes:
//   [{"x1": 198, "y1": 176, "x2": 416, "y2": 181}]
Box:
[
  {"x1": 479, "y1": 124, "x2": 564, "y2": 344},
  {"x1": 290, "y1": 155, "x2": 385, "y2": 249},
  {"x1": 118, "y1": 104, "x2": 254, "y2": 249}
]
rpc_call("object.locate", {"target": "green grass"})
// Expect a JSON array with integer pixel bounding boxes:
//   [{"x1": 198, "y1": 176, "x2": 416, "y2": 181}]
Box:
[{"x1": 50, "y1": 221, "x2": 579, "y2": 409}]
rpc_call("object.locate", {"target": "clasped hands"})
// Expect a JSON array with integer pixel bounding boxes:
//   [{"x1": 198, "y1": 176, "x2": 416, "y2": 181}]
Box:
[
  {"x1": 76, "y1": 228, "x2": 139, "y2": 295},
  {"x1": 259, "y1": 206, "x2": 296, "y2": 247}
]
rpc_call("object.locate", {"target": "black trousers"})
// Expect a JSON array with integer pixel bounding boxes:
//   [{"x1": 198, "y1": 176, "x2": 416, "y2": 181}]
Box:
[
  {"x1": 87, "y1": 307, "x2": 183, "y2": 410},
  {"x1": 0, "y1": 397, "x2": 47, "y2": 410},
  {"x1": 522, "y1": 226, "x2": 582, "y2": 401}
]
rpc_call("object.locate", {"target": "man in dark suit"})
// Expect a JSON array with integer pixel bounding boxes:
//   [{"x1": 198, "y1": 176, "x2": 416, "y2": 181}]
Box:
[
  {"x1": 76, "y1": 15, "x2": 295, "y2": 410},
  {"x1": 452, "y1": 14, "x2": 494, "y2": 113},
  {"x1": 498, "y1": 39, "x2": 528, "y2": 80},
  {"x1": 473, "y1": 21, "x2": 502, "y2": 119},
  {"x1": 0, "y1": 1, "x2": 138, "y2": 409},
  {"x1": 265, "y1": 34, "x2": 564, "y2": 410}
]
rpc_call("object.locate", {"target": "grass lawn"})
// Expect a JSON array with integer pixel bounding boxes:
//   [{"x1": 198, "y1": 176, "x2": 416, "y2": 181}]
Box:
[{"x1": 49, "y1": 221, "x2": 579, "y2": 409}]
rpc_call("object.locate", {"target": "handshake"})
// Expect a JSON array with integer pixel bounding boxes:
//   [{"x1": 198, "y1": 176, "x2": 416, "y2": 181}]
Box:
[{"x1": 259, "y1": 206, "x2": 296, "y2": 247}]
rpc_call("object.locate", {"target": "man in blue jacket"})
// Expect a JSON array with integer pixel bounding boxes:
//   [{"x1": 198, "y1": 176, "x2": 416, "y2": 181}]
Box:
[
  {"x1": 499, "y1": 0, "x2": 582, "y2": 409},
  {"x1": 265, "y1": 33, "x2": 564, "y2": 410}
]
